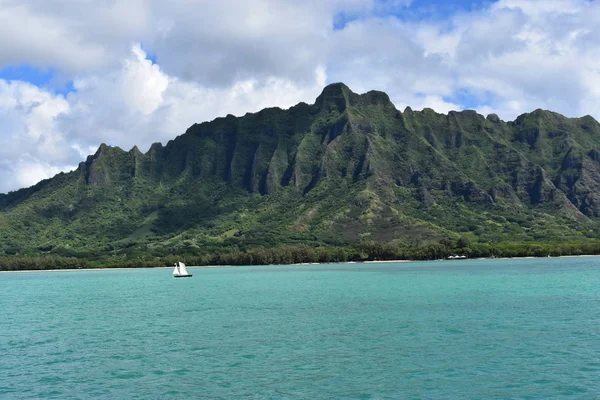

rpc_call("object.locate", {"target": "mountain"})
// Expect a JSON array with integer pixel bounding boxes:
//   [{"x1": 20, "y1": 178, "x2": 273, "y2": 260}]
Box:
[{"x1": 3, "y1": 83, "x2": 600, "y2": 265}]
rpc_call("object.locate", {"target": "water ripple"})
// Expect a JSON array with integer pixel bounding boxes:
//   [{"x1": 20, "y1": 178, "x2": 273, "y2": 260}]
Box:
[{"x1": 1, "y1": 259, "x2": 600, "y2": 398}]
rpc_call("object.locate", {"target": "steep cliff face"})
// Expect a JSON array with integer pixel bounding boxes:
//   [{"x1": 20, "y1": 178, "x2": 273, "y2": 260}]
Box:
[{"x1": 2, "y1": 83, "x2": 600, "y2": 256}]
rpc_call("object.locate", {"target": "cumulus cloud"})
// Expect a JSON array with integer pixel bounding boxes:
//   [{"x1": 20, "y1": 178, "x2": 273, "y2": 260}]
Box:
[
  {"x1": 0, "y1": 80, "x2": 75, "y2": 192},
  {"x1": 148, "y1": 0, "x2": 333, "y2": 86},
  {"x1": 328, "y1": 16, "x2": 457, "y2": 111},
  {"x1": 0, "y1": 0, "x2": 361, "y2": 83},
  {"x1": 446, "y1": 0, "x2": 600, "y2": 118},
  {"x1": 0, "y1": 0, "x2": 148, "y2": 75},
  {"x1": 1, "y1": 0, "x2": 600, "y2": 193}
]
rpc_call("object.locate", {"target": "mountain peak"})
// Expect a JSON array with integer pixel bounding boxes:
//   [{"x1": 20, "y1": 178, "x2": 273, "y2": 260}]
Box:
[
  {"x1": 361, "y1": 90, "x2": 392, "y2": 106},
  {"x1": 320, "y1": 82, "x2": 352, "y2": 95},
  {"x1": 314, "y1": 82, "x2": 355, "y2": 112}
]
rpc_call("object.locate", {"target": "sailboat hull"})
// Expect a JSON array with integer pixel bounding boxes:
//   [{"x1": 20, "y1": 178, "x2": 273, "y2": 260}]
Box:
[{"x1": 174, "y1": 274, "x2": 193, "y2": 278}]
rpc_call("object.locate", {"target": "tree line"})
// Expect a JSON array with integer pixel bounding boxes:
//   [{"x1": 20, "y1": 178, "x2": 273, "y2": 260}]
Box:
[
  {"x1": 3, "y1": 240, "x2": 600, "y2": 271},
  {"x1": 0, "y1": 255, "x2": 88, "y2": 271}
]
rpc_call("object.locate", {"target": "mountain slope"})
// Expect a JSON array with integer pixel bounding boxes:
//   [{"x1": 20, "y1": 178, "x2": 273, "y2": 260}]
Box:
[{"x1": 2, "y1": 83, "x2": 600, "y2": 261}]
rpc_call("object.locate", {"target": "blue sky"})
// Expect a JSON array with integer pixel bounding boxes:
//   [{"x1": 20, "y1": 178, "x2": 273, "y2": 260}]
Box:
[
  {"x1": 0, "y1": 0, "x2": 599, "y2": 192},
  {"x1": 0, "y1": 64, "x2": 56, "y2": 87},
  {"x1": 334, "y1": 0, "x2": 496, "y2": 29},
  {"x1": 0, "y1": 65, "x2": 75, "y2": 96}
]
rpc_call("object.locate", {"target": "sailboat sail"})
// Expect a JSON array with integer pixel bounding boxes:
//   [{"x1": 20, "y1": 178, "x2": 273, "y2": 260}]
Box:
[
  {"x1": 178, "y1": 262, "x2": 189, "y2": 276},
  {"x1": 173, "y1": 261, "x2": 192, "y2": 277}
]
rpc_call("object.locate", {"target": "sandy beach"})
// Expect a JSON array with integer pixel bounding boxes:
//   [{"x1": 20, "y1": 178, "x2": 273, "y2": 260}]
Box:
[{"x1": 2, "y1": 254, "x2": 600, "y2": 273}]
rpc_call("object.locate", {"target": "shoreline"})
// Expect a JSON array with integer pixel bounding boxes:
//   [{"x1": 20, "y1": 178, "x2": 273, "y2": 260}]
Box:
[{"x1": 2, "y1": 254, "x2": 600, "y2": 273}]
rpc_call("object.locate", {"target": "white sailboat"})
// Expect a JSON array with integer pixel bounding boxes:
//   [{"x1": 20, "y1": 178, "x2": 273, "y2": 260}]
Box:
[{"x1": 173, "y1": 261, "x2": 192, "y2": 278}]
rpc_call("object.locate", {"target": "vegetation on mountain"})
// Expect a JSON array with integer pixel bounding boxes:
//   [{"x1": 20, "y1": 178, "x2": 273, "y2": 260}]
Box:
[{"x1": 3, "y1": 83, "x2": 600, "y2": 270}]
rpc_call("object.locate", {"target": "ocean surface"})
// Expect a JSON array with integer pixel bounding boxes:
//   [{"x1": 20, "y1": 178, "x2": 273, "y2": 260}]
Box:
[{"x1": 1, "y1": 257, "x2": 600, "y2": 399}]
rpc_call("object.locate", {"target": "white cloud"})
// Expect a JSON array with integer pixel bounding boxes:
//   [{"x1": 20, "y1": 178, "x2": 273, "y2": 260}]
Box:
[
  {"x1": 448, "y1": 0, "x2": 600, "y2": 118},
  {"x1": 145, "y1": 0, "x2": 358, "y2": 87},
  {"x1": 0, "y1": 0, "x2": 363, "y2": 84},
  {"x1": 0, "y1": 80, "x2": 75, "y2": 192},
  {"x1": 0, "y1": 0, "x2": 146, "y2": 75}
]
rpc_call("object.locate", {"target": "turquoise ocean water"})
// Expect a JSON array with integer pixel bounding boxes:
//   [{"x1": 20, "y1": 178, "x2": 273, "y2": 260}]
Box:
[{"x1": 1, "y1": 257, "x2": 600, "y2": 399}]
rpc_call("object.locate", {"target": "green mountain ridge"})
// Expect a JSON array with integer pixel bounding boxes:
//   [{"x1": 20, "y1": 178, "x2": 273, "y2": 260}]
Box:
[{"x1": 3, "y1": 82, "x2": 600, "y2": 265}]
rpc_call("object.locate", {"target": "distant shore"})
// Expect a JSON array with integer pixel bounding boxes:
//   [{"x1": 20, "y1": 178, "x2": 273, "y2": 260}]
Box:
[{"x1": 2, "y1": 254, "x2": 600, "y2": 273}]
